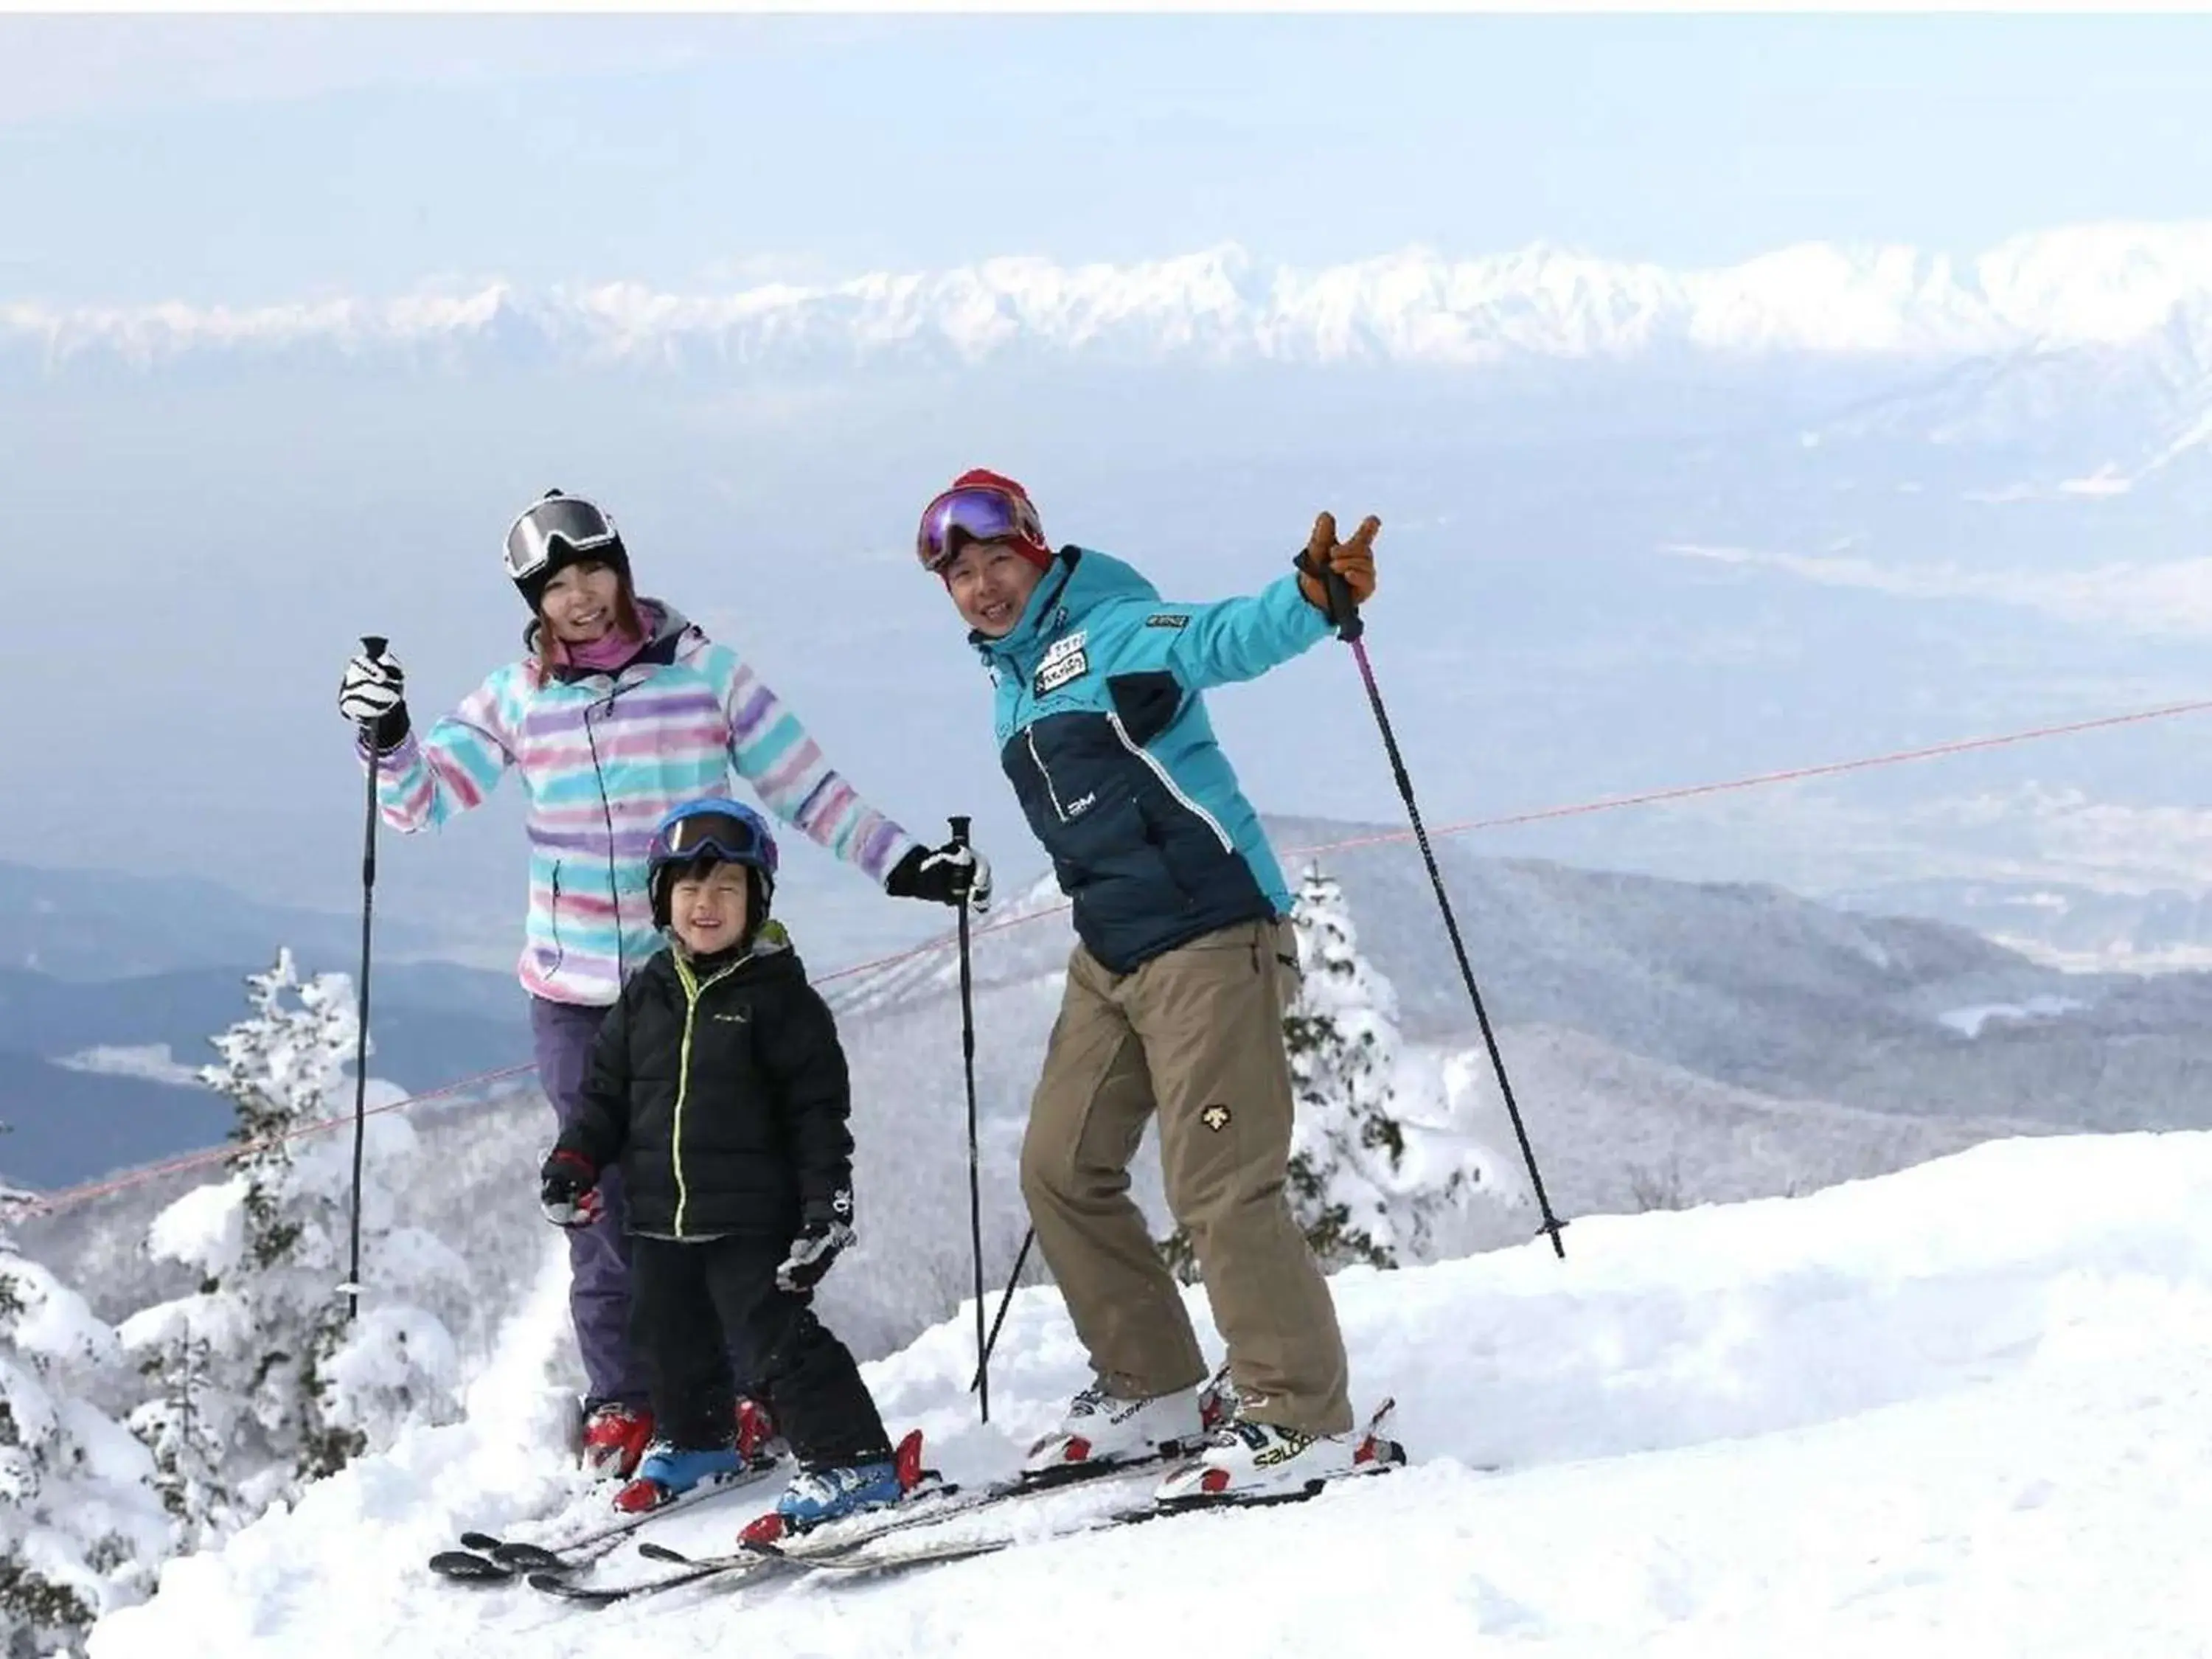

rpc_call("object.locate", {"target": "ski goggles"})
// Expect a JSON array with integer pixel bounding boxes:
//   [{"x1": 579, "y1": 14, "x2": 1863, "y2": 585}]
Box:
[
  {"x1": 649, "y1": 808, "x2": 779, "y2": 879},
  {"x1": 915, "y1": 484, "x2": 1040, "y2": 572},
  {"x1": 503, "y1": 495, "x2": 621, "y2": 583}
]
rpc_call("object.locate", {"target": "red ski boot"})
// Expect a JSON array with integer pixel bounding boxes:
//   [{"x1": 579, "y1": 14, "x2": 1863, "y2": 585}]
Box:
[{"x1": 579, "y1": 1400, "x2": 655, "y2": 1481}]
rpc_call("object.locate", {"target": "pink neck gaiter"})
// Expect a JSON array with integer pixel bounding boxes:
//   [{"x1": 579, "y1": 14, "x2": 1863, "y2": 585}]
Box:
[{"x1": 544, "y1": 601, "x2": 653, "y2": 673}]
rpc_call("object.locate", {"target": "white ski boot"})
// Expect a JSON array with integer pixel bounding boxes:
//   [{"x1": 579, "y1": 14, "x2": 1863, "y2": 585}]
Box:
[
  {"x1": 1021, "y1": 1367, "x2": 1229, "y2": 1478},
  {"x1": 1154, "y1": 1396, "x2": 1405, "y2": 1509}
]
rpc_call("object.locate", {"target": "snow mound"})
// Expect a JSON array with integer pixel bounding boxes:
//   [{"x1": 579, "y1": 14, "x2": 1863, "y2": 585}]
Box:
[{"x1": 89, "y1": 1131, "x2": 2212, "y2": 1658}]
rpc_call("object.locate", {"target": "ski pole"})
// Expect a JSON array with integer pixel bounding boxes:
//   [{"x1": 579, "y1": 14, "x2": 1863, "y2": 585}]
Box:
[
  {"x1": 969, "y1": 1226, "x2": 1034, "y2": 1394},
  {"x1": 949, "y1": 815, "x2": 991, "y2": 1421},
  {"x1": 1317, "y1": 554, "x2": 1568, "y2": 1258},
  {"x1": 343, "y1": 635, "x2": 389, "y2": 1318}
]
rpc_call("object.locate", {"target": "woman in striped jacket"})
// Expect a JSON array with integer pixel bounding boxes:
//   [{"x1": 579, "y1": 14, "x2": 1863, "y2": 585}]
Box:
[{"x1": 335, "y1": 490, "x2": 989, "y2": 1478}]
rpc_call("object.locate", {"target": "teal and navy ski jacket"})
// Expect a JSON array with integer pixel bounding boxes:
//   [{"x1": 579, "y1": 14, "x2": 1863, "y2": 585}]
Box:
[{"x1": 976, "y1": 546, "x2": 1332, "y2": 973}]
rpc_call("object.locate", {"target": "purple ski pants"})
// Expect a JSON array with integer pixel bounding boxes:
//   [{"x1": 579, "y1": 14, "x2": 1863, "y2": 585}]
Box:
[{"x1": 530, "y1": 995, "x2": 650, "y2": 1407}]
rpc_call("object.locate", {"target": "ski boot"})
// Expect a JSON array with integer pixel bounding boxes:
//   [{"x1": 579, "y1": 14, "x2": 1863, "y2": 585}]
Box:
[
  {"x1": 736, "y1": 1394, "x2": 785, "y2": 1462},
  {"x1": 739, "y1": 1430, "x2": 932, "y2": 1545},
  {"x1": 1154, "y1": 1396, "x2": 1405, "y2": 1509},
  {"x1": 579, "y1": 1399, "x2": 655, "y2": 1481},
  {"x1": 1021, "y1": 1365, "x2": 1230, "y2": 1478},
  {"x1": 613, "y1": 1441, "x2": 749, "y2": 1514}
]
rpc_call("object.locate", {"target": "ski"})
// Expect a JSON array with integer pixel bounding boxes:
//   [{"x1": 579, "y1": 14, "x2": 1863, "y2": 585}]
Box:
[
  {"x1": 718, "y1": 1439, "x2": 1196, "y2": 1565},
  {"x1": 626, "y1": 1453, "x2": 1172, "y2": 1573},
  {"x1": 666, "y1": 1435, "x2": 1409, "y2": 1593},
  {"x1": 762, "y1": 1401, "x2": 1414, "y2": 1582},
  {"x1": 515, "y1": 1418, "x2": 1420, "y2": 1609},
  {"x1": 540, "y1": 1526, "x2": 1011, "y2": 1608},
  {"x1": 524, "y1": 1551, "x2": 778, "y2": 1608},
  {"x1": 747, "y1": 1530, "x2": 1016, "y2": 1576},
  {"x1": 426, "y1": 1455, "x2": 785, "y2": 1582}
]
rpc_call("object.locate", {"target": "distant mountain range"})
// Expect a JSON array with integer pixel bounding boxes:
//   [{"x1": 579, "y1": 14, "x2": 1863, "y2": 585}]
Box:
[
  {"x1": 32, "y1": 810, "x2": 2212, "y2": 1368},
  {"x1": 0, "y1": 860, "x2": 531, "y2": 1189},
  {"x1": 15, "y1": 805, "x2": 2212, "y2": 1197},
  {"x1": 0, "y1": 857, "x2": 452, "y2": 981},
  {"x1": 13, "y1": 223, "x2": 2212, "y2": 378},
  {"x1": 837, "y1": 813, "x2": 2212, "y2": 1137},
  {"x1": 0, "y1": 954, "x2": 531, "y2": 1191}
]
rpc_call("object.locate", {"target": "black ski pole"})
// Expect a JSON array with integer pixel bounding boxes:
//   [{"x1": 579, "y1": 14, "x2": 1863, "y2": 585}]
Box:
[
  {"x1": 969, "y1": 1226, "x2": 1034, "y2": 1394},
  {"x1": 949, "y1": 815, "x2": 991, "y2": 1421},
  {"x1": 344, "y1": 635, "x2": 389, "y2": 1319},
  {"x1": 1316, "y1": 553, "x2": 1568, "y2": 1259}
]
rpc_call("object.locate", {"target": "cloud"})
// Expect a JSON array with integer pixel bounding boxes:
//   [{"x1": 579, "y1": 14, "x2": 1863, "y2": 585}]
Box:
[
  {"x1": 1664, "y1": 542, "x2": 2212, "y2": 638},
  {"x1": 0, "y1": 15, "x2": 819, "y2": 128}
]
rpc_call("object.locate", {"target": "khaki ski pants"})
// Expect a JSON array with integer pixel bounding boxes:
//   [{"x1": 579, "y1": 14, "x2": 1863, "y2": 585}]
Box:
[{"x1": 1018, "y1": 917, "x2": 1354, "y2": 1436}]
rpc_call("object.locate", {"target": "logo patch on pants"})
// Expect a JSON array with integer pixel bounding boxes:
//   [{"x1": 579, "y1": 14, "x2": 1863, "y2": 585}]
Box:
[{"x1": 1200, "y1": 1103, "x2": 1232, "y2": 1133}]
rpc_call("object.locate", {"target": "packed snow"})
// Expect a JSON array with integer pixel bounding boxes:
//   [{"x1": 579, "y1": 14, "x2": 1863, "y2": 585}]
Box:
[{"x1": 86, "y1": 1130, "x2": 2212, "y2": 1658}]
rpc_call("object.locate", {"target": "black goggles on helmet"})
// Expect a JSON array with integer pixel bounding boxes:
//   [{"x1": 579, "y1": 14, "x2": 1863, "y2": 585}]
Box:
[
  {"x1": 650, "y1": 810, "x2": 777, "y2": 880},
  {"x1": 503, "y1": 495, "x2": 620, "y2": 584}
]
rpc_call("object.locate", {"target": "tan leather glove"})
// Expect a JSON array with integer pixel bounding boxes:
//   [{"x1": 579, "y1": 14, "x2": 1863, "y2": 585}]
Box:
[{"x1": 1295, "y1": 511, "x2": 1380, "y2": 616}]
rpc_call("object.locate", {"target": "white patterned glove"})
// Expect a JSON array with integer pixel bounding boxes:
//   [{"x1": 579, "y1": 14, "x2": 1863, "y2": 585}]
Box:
[{"x1": 338, "y1": 647, "x2": 406, "y2": 725}]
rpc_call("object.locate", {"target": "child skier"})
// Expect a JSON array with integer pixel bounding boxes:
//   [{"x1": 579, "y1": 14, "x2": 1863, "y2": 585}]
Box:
[{"x1": 537, "y1": 798, "x2": 908, "y2": 1529}]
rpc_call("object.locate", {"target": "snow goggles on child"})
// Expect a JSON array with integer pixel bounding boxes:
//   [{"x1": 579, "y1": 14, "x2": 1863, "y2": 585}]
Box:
[
  {"x1": 503, "y1": 495, "x2": 621, "y2": 583},
  {"x1": 915, "y1": 484, "x2": 1044, "y2": 572},
  {"x1": 648, "y1": 806, "x2": 779, "y2": 881}
]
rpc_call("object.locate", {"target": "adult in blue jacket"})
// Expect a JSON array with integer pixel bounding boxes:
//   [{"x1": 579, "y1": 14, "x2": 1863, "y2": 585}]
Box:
[{"x1": 914, "y1": 467, "x2": 1382, "y2": 1506}]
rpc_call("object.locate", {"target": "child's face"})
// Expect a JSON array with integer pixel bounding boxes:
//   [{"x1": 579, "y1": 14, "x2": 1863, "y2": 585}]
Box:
[{"x1": 669, "y1": 863, "x2": 751, "y2": 955}]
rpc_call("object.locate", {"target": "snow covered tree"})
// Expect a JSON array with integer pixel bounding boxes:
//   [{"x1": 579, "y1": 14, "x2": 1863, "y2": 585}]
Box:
[
  {"x1": 119, "y1": 950, "x2": 467, "y2": 1551},
  {"x1": 1, "y1": 1181, "x2": 169, "y2": 1658},
  {"x1": 1161, "y1": 864, "x2": 1492, "y2": 1277}
]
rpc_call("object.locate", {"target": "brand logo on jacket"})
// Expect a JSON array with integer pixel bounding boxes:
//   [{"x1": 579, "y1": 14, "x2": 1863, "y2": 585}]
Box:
[
  {"x1": 1200, "y1": 1103, "x2": 1232, "y2": 1132},
  {"x1": 1145, "y1": 612, "x2": 1190, "y2": 630},
  {"x1": 1034, "y1": 631, "x2": 1091, "y2": 695}
]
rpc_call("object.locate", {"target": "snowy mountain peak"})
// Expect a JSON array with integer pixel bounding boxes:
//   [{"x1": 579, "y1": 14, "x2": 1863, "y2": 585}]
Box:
[{"x1": 16, "y1": 221, "x2": 2212, "y2": 379}]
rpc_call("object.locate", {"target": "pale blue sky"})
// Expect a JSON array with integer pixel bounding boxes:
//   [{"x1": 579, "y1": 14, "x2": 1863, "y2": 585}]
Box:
[{"x1": 7, "y1": 13, "x2": 2212, "y2": 305}]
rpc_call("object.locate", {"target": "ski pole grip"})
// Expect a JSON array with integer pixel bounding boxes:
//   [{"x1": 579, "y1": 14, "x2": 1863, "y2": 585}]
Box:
[
  {"x1": 1322, "y1": 568, "x2": 1366, "y2": 644},
  {"x1": 949, "y1": 814, "x2": 972, "y2": 849}
]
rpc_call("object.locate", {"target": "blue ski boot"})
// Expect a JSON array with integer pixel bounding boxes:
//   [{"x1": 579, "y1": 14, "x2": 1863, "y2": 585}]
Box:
[
  {"x1": 776, "y1": 1457, "x2": 902, "y2": 1528},
  {"x1": 614, "y1": 1443, "x2": 747, "y2": 1514},
  {"x1": 740, "y1": 1431, "x2": 925, "y2": 1545}
]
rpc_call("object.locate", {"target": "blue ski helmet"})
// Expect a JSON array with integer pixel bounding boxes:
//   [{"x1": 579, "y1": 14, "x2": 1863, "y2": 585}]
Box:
[{"x1": 647, "y1": 799, "x2": 779, "y2": 933}]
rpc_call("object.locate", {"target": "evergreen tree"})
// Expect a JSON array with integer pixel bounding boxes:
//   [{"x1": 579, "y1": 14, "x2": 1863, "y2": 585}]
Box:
[
  {"x1": 1, "y1": 1181, "x2": 168, "y2": 1657},
  {"x1": 120, "y1": 950, "x2": 465, "y2": 1550}
]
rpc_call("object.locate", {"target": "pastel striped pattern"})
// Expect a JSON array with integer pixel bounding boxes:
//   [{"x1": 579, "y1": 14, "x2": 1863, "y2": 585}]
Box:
[{"x1": 365, "y1": 616, "x2": 918, "y2": 1006}]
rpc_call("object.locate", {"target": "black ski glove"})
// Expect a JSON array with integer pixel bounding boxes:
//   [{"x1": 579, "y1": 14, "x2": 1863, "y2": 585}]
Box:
[
  {"x1": 539, "y1": 1150, "x2": 603, "y2": 1230},
  {"x1": 886, "y1": 840, "x2": 993, "y2": 914},
  {"x1": 776, "y1": 1194, "x2": 857, "y2": 1293}
]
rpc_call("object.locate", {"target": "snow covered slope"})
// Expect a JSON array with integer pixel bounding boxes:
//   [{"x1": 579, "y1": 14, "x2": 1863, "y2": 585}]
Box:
[{"x1": 88, "y1": 1131, "x2": 2212, "y2": 1658}]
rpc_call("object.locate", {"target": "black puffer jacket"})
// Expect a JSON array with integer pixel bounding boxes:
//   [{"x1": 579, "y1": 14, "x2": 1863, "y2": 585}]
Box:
[{"x1": 558, "y1": 922, "x2": 852, "y2": 1240}]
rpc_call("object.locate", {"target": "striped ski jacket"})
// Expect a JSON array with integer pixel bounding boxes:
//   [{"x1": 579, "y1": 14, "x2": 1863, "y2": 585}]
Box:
[{"x1": 363, "y1": 600, "x2": 916, "y2": 1006}]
